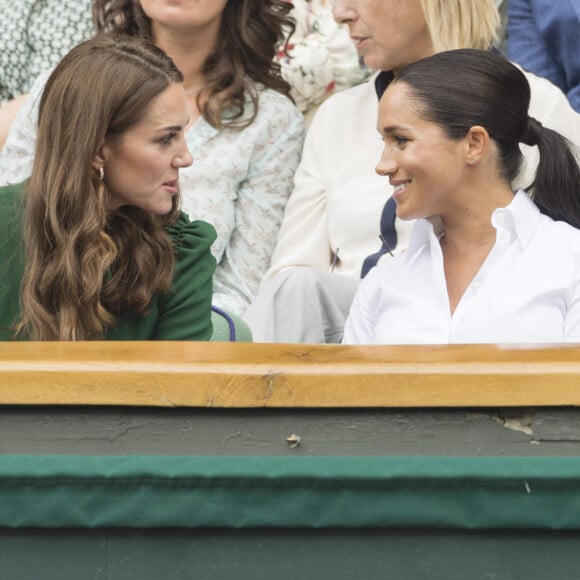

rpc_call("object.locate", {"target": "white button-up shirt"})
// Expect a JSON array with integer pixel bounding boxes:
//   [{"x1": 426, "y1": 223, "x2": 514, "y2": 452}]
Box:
[{"x1": 343, "y1": 191, "x2": 580, "y2": 344}]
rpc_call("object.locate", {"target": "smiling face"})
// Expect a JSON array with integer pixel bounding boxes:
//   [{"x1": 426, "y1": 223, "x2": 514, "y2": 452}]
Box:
[
  {"x1": 99, "y1": 82, "x2": 193, "y2": 216},
  {"x1": 375, "y1": 82, "x2": 468, "y2": 221},
  {"x1": 333, "y1": 0, "x2": 433, "y2": 73}
]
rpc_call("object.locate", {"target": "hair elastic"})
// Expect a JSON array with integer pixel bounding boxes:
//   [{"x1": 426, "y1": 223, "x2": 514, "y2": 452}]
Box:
[{"x1": 522, "y1": 116, "x2": 543, "y2": 146}]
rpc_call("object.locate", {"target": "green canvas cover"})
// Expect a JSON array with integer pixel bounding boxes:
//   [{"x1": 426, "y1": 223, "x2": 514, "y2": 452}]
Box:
[{"x1": 0, "y1": 455, "x2": 578, "y2": 529}]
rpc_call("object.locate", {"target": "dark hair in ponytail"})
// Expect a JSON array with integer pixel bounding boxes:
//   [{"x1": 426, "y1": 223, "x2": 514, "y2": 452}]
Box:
[
  {"x1": 394, "y1": 49, "x2": 580, "y2": 227},
  {"x1": 520, "y1": 117, "x2": 580, "y2": 225}
]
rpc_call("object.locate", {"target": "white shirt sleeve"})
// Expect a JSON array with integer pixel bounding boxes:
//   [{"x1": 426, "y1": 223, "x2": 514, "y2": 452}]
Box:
[
  {"x1": 342, "y1": 265, "x2": 381, "y2": 344},
  {"x1": 564, "y1": 254, "x2": 580, "y2": 342}
]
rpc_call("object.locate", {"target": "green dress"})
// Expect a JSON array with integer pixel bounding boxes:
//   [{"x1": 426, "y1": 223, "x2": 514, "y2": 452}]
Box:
[{"x1": 0, "y1": 182, "x2": 217, "y2": 341}]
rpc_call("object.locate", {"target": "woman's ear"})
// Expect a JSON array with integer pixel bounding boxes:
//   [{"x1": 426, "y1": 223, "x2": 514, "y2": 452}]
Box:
[
  {"x1": 92, "y1": 141, "x2": 107, "y2": 172},
  {"x1": 465, "y1": 125, "x2": 490, "y2": 165}
]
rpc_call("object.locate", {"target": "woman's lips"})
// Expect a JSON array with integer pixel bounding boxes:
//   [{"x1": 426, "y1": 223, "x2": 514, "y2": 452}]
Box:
[
  {"x1": 391, "y1": 182, "x2": 411, "y2": 201},
  {"x1": 163, "y1": 180, "x2": 178, "y2": 195},
  {"x1": 352, "y1": 36, "x2": 369, "y2": 51}
]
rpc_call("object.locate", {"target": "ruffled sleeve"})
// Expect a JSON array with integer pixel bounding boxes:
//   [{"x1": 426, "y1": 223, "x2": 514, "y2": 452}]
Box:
[{"x1": 155, "y1": 213, "x2": 217, "y2": 341}]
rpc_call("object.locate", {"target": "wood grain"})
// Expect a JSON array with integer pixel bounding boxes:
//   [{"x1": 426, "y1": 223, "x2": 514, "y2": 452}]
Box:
[{"x1": 1, "y1": 341, "x2": 580, "y2": 408}]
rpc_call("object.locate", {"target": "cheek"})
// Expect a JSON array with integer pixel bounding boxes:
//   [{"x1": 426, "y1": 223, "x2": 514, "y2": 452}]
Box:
[{"x1": 124, "y1": 151, "x2": 160, "y2": 177}]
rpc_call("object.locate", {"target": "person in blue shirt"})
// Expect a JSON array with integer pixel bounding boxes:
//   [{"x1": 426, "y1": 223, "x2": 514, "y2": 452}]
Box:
[{"x1": 507, "y1": 0, "x2": 580, "y2": 113}]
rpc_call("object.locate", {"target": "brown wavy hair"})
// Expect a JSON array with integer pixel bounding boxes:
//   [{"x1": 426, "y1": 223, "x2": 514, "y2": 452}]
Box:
[
  {"x1": 17, "y1": 35, "x2": 184, "y2": 340},
  {"x1": 92, "y1": 0, "x2": 294, "y2": 129}
]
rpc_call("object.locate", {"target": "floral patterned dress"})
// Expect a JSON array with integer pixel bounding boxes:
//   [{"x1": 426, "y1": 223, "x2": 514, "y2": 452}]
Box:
[
  {"x1": 277, "y1": 0, "x2": 371, "y2": 123},
  {"x1": 0, "y1": 0, "x2": 93, "y2": 104}
]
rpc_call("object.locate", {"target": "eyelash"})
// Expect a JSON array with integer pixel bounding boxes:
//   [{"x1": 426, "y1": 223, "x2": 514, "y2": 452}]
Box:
[
  {"x1": 395, "y1": 136, "x2": 408, "y2": 147},
  {"x1": 159, "y1": 132, "x2": 177, "y2": 145}
]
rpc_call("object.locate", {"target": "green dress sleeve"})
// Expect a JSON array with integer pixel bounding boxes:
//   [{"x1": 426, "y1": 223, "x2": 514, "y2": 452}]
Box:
[{"x1": 153, "y1": 214, "x2": 217, "y2": 341}]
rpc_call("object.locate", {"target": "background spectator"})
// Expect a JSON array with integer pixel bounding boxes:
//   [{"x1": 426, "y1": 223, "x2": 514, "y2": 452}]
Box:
[
  {"x1": 507, "y1": 0, "x2": 580, "y2": 112},
  {"x1": 0, "y1": 0, "x2": 93, "y2": 150},
  {"x1": 0, "y1": 0, "x2": 93, "y2": 105},
  {"x1": 278, "y1": 0, "x2": 371, "y2": 124}
]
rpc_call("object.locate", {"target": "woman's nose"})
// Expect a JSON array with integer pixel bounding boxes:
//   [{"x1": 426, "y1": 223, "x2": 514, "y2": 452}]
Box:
[
  {"x1": 174, "y1": 145, "x2": 193, "y2": 169},
  {"x1": 333, "y1": 0, "x2": 358, "y2": 24},
  {"x1": 376, "y1": 151, "x2": 397, "y2": 177}
]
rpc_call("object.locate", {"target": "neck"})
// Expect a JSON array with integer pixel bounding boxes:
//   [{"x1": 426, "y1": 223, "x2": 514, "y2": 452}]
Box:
[
  {"x1": 151, "y1": 24, "x2": 217, "y2": 94},
  {"x1": 439, "y1": 182, "x2": 515, "y2": 253}
]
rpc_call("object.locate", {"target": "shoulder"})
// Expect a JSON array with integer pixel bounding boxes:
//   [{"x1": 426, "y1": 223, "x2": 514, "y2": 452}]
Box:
[
  {"x1": 165, "y1": 214, "x2": 217, "y2": 291},
  {"x1": 251, "y1": 87, "x2": 304, "y2": 129},
  {"x1": 307, "y1": 75, "x2": 379, "y2": 134},
  {"x1": 227, "y1": 87, "x2": 305, "y2": 151},
  {"x1": 540, "y1": 214, "x2": 580, "y2": 241},
  {"x1": 0, "y1": 181, "x2": 25, "y2": 226},
  {"x1": 0, "y1": 181, "x2": 25, "y2": 204},
  {"x1": 166, "y1": 213, "x2": 217, "y2": 256},
  {"x1": 316, "y1": 75, "x2": 378, "y2": 113},
  {"x1": 531, "y1": 208, "x2": 580, "y2": 264},
  {"x1": 518, "y1": 64, "x2": 580, "y2": 137},
  {"x1": 521, "y1": 65, "x2": 575, "y2": 112},
  {"x1": 0, "y1": 182, "x2": 25, "y2": 260}
]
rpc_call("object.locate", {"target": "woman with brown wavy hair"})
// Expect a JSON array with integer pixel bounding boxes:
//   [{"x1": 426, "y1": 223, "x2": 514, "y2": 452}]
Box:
[
  {"x1": 0, "y1": 0, "x2": 305, "y2": 318},
  {"x1": 0, "y1": 35, "x2": 216, "y2": 341}
]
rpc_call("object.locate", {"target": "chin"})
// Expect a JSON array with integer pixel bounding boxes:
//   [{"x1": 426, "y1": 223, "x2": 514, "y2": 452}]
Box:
[
  {"x1": 154, "y1": 206, "x2": 174, "y2": 216},
  {"x1": 394, "y1": 204, "x2": 416, "y2": 222},
  {"x1": 363, "y1": 52, "x2": 392, "y2": 72}
]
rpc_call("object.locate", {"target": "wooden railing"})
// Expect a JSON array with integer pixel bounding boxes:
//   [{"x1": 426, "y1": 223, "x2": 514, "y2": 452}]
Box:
[{"x1": 2, "y1": 341, "x2": 580, "y2": 408}]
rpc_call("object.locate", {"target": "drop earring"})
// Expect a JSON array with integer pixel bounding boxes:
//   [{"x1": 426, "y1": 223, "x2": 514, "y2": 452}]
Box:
[{"x1": 99, "y1": 166, "x2": 104, "y2": 180}]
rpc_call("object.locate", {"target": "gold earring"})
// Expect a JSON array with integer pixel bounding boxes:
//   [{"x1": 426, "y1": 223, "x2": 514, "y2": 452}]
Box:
[{"x1": 99, "y1": 166, "x2": 104, "y2": 180}]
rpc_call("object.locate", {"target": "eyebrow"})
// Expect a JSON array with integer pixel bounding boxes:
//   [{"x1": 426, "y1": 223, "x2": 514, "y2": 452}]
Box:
[
  {"x1": 379, "y1": 124, "x2": 409, "y2": 134},
  {"x1": 159, "y1": 125, "x2": 184, "y2": 132}
]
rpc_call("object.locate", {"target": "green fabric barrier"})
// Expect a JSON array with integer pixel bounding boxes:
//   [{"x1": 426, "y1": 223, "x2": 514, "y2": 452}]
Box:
[{"x1": 0, "y1": 455, "x2": 579, "y2": 529}]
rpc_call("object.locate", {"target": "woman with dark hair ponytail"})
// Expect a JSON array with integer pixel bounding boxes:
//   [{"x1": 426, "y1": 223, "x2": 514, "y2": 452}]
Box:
[
  {"x1": 344, "y1": 49, "x2": 580, "y2": 345},
  {"x1": 523, "y1": 118, "x2": 580, "y2": 228}
]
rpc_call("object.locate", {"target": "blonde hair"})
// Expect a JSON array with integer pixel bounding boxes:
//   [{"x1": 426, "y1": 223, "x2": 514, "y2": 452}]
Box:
[{"x1": 421, "y1": 0, "x2": 499, "y2": 52}]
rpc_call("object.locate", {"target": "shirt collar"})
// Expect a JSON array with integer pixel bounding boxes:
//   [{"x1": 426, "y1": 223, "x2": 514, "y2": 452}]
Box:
[
  {"x1": 404, "y1": 190, "x2": 542, "y2": 261},
  {"x1": 491, "y1": 189, "x2": 541, "y2": 249},
  {"x1": 405, "y1": 216, "x2": 443, "y2": 263}
]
